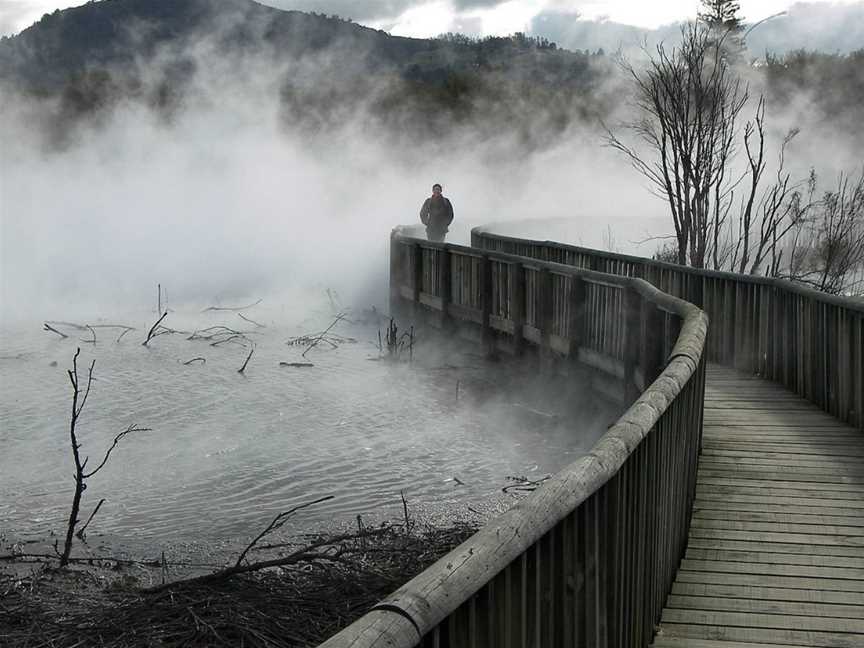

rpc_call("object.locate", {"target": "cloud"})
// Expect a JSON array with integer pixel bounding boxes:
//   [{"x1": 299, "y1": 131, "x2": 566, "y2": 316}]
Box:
[{"x1": 0, "y1": 0, "x2": 65, "y2": 36}]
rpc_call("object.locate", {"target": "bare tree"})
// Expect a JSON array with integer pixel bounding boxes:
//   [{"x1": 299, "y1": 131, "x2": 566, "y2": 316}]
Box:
[
  {"x1": 779, "y1": 169, "x2": 864, "y2": 295},
  {"x1": 607, "y1": 20, "x2": 817, "y2": 279},
  {"x1": 57, "y1": 348, "x2": 149, "y2": 566},
  {"x1": 717, "y1": 111, "x2": 805, "y2": 274},
  {"x1": 605, "y1": 23, "x2": 749, "y2": 267}
]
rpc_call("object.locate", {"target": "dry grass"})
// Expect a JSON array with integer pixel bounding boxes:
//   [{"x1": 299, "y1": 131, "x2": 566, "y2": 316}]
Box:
[{"x1": 0, "y1": 521, "x2": 476, "y2": 648}]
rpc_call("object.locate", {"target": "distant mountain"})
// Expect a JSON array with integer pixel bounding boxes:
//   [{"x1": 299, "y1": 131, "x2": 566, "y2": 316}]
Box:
[
  {"x1": 0, "y1": 0, "x2": 615, "y2": 150},
  {"x1": 528, "y1": 2, "x2": 864, "y2": 57},
  {"x1": 0, "y1": 0, "x2": 440, "y2": 92}
]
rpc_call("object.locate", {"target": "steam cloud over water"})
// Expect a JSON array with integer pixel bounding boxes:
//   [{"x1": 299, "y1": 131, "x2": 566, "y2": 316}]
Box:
[
  {"x1": 0, "y1": 14, "x2": 670, "y2": 323},
  {"x1": 2, "y1": 3, "x2": 861, "y2": 323}
]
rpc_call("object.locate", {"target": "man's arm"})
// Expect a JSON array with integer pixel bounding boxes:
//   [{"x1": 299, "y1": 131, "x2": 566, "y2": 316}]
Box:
[
  {"x1": 420, "y1": 198, "x2": 430, "y2": 225},
  {"x1": 446, "y1": 198, "x2": 454, "y2": 225}
]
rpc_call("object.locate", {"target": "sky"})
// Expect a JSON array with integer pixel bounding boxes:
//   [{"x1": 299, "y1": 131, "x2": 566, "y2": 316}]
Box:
[{"x1": 2, "y1": 0, "x2": 862, "y2": 38}]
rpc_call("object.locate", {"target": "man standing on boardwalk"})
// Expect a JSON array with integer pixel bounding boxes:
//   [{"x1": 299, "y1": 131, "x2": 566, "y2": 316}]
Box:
[{"x1": 419, "y1": 183, "x2": 454, "y2": 242}]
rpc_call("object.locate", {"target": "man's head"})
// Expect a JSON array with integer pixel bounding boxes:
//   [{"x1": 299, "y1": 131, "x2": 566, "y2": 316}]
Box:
[{"x1": 432, "y1": 183, "x2": 443, "y2": 196}]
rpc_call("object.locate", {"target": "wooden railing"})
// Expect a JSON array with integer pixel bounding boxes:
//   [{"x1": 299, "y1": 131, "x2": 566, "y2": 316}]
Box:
[
  {"x1": 319, "y1": 226, "x2": 708, "y2": 647},
  {"x1": 472, "y1": 227, "x2": 864, "y2": 432}
]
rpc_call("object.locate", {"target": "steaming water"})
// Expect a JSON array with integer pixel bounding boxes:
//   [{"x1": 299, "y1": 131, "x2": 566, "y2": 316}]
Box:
[{"x1": 0, "y1": 306, "x2": 612, "y2": 554}]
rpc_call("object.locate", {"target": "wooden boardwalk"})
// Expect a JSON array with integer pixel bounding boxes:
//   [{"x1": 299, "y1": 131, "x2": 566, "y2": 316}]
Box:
[{"x1": 653, "y1": 365, "x2": 864, "y2": 648}]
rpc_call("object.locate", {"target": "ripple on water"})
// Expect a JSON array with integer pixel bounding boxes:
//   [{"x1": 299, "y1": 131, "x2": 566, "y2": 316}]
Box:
[{"x1": 0, "y1": 318, "x2": 613, "y2": 547}]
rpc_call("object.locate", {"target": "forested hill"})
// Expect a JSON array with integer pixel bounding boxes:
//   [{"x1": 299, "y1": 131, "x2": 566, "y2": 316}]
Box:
[
  {"x1": 0, "y1": 0, "x2": 439, "y2": 92},
  {"x1": 2, "y1": 0, "x2": 862, "y2": 150},
  {"x1": 0, "y1": 0, "x2": 603, "y2": 96},
  {"x1": 0, "y1": 0, "x2": 614, "y2": 147}
]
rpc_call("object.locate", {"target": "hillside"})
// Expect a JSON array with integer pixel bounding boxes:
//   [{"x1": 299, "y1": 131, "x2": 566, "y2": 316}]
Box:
[{"x1": 0, "y1": 0, "x2": 615, "y2": 149}]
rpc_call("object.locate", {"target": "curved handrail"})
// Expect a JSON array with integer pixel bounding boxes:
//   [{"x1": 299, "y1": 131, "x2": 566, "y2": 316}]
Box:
[
  {"x1": 319, "y1": 227, "x2": 708, "y2": 647},
  {"x1": 472, "y1": 226, "x2": 864, "y2": 432},
  {"x1": 471, "y1": 226, "x2": 864, "y2": 312}
]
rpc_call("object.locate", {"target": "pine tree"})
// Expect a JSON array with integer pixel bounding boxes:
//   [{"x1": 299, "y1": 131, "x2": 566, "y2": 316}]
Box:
[
  {"x1": 698, "y1": 0, "x2": 745, "y2": 59},
  {"x1": 698, "y1": 0, "x2": 743, "y2": 32}
]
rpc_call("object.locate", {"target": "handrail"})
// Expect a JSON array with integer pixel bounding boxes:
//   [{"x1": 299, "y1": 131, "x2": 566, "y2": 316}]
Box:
[
  {"x1": 471, "y1": 227, "x2": 864, "y2": 312},
  {"x1": 319, "y1": 226, "x2": 708, "y2": 647},
  {"x1": 472, "y1": 226, "x2": 864, "y2": 432}
]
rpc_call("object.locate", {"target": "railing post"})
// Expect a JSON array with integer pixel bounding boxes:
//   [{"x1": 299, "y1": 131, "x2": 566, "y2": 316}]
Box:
[
  {"x1": 440, "y1": 247, "x2": 451, "y2": 330},
  {"x1": 539, "y1": 268, "x2": 553, "y2": 357},
  {"x1": 511, "y1": 262, "x2": 525, "y2": 354},
  {"x1": 412, "y1": 243, "x2": 423, "y2": 320},
  {"x1": 624, "y1": 287, "x2": 641, "y2": 404},
  {"x1": 389, "y1": 232, "x2": 403, "y2": 319},
  {"x1": 568, "y1": 275, "x2": 586, "y2": 358},
  {"x1": 481, "y1": 254, "x2": 492, "y2": 351},
  {"x1": 641, "y1": 299, "x2": 665, "y2": 388}
]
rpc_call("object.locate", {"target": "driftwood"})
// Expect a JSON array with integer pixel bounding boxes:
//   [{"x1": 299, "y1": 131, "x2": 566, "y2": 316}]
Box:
[
  {"x1": 301, "y1": 313, "x2": 346, "y2": 358},
  {"x1": 142, "y1": 312, "x2": 168, "y2": 347},
  {"x1": 202, "y1": 299, "x2": 262, "y2": 313},
  {"x1": 501, "y1": 474, "x2": 551, "y2": 494},
  {"x1": 182, "y1": 357, "x2": 206, "y2": 365},
  {"x1": 237, "y1": 347, "x2": 254, "y2": 374},
  {"x1": 279, "y1": 362, "x2": 314, "y2": 368},
  {"x1": 43, "y1": 323, "x2": 68, "y2": 338},
  {"x1": 82, "y1": 325, "x2": 97, "y2": 345},
  {"x1": 43, "y1": 322, "x2": 136, "y2": 343},
  {"x1": 238, "y1": 313, "x2": 266, "y2": 328}
]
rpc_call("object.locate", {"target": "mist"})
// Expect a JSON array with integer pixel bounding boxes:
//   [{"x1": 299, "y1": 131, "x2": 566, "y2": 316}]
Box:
[
  {"x1": 1, "y1": 5, "x2": 860, "y2": 322},
  {"x1": 0, "y1": 22, "x2": 668, "y2": 326}
]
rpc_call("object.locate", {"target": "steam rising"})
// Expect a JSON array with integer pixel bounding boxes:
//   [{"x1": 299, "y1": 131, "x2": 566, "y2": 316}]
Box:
[{"x1": 1, "y1": 4, "x2": 860, "y2": 325}]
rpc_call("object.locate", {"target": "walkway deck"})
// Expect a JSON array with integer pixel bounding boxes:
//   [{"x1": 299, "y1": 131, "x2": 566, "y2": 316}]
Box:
[{"x1": 653, "y1": 365, "x2": 864, "y2": 648}]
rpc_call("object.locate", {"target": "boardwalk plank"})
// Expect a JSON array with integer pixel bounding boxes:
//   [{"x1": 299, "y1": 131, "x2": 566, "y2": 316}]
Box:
[
  {"x1": 653, "y1": 639, "x2": 815, "y2": 648},
  {"x1": 697, "y1": 477, "x2": 864, "y2": 492},
  {"x1": 680, "y1": 558, "x2": 864, "y2": 580},
  {"x1": 686, "y1": 537, "x2": 864, "y2": 557},
  {"x1": 671, "y1": 581, "x2": 864, "y2": 605},
  {"x1": 661, "y1": 608, "x2": 864, "y2": 633},
  {"x1": 689, "y1": 527, "x2": 864, "y2": 547},
  {"x1": 685, "y1": 548, "x2": 864, "y2": 568},
  {"x1": 693, "y1": 500, "x2": 864, "y2": 517},
  {"x1": 659, "y1": 623, "x2": 864, "y2": 647},
  {"x1": 666, "y1": 593, "x2": 864, "y2": 618},
  {"x1": 698, "y1": 462, "x2": 864, "y2": 477},
  {"x1": 692, "y1": 509, "x2": 864, "y2": 526},
  {"x1": 655, "y1": 366, "x2": 864, "y2": 648},
  {"x1": 690, "y1": 518, "x2": 864, "y2": 536},
  {"x1": 694, "y1": 494, "x2": 864, "y2": 510}
]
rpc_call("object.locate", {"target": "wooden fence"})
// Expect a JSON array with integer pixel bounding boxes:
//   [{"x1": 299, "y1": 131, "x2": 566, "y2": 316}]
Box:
[
  {"x1": 472, "y1": 228, "x2": 864, "y2": 433},
  {"x1": 318, "y1": 227, "x2": 708, "y2": 647}
]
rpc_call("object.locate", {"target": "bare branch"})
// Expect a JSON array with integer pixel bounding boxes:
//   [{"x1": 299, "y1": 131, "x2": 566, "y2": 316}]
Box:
[
  {"x1": 43, "y1": 323, "x2": 68, "y2": 338},
  {"x1": 82, "y1": 424, "x2": 151, "y2": 479},
  {"x1": 302, "y1": 313, "x2": 346, "y2": 358},
  {"x1": 75, "y1": 498, "x2": 105, "y2": 540},
  {"x1": 233, "y1": 495, "x2": 335, "y2": 568},
  {"x1": 237, "y1": 347, "x2": 254, "y2": 374},
  {"x1": 201, "y1": 298, "x2": 262, "y2": 312},
  {"x1": 238, "y1": 313, "x2": 266, "y2": 328},
  {"x1": 142, "y1": 312, "x2": 168, "y2": 346}
]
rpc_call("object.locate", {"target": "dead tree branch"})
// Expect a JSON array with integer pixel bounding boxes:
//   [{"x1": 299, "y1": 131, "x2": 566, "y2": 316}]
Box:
[
  {"x1": 142, "y1": 312, "x2": 168, "y2": 347},
  {"x1": 43, "y1": 323, "x2": 68, "y2": 338},
  {"x1": 234, "y1": 495, "x2": 335, "y2": 568},
  {"x1": 59, "y1": 348, "x2": 149, "y2": 566},
  {"x1": 238, "y1": 313, "x2": 266, "y2": 328},
  {"x1": 302, "y1": 313, "x2": 346, "y2": 358},
  {"x1": 75, "y1": 498, "x2": 104, "y2": 540},
  {"x1": 238, "y1": 347, "x2": 255, "y2": 374},
  {"x1": 202, "y1": 299, "x2": 262, "y2": 313}
]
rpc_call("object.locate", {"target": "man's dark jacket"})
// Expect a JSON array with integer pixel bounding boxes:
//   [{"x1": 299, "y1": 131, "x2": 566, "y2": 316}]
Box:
[{"x1": 420, "y1": 196, "x2": 454, "y2": 235}]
